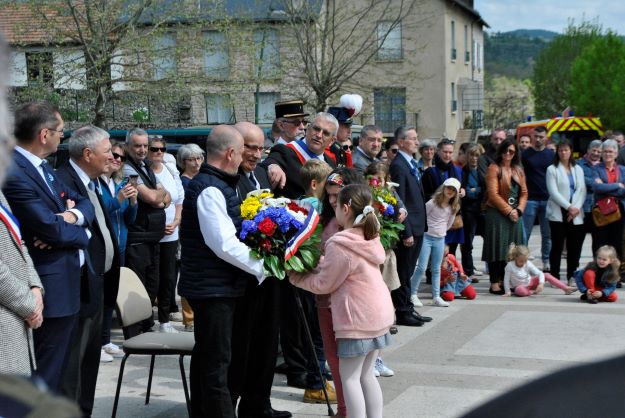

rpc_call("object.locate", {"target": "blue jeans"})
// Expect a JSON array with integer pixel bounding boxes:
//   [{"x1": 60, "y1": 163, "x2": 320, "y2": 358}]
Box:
[
  {"x1": 522, "y1": 200, "x2": 551, "y2": 263},
  {"x1": 410, "y1": 234, "x2": 445, "y2": 298}
]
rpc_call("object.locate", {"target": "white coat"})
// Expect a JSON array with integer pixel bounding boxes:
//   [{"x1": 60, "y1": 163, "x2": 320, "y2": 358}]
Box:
[{"x1": 546, "y1": 163, "x2": 586, "y2": 225}]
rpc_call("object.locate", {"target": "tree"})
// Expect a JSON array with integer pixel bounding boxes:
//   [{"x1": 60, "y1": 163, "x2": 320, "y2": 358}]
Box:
[
  {"x1": 568, "y1": 32, "x2": 625, "y2": 130},
  {"x1": 484, "y1": 75, "x2": 532, "y2": 129},
  {"x1": 531, "y1": 20, "x2": 603, "y2": 119}
]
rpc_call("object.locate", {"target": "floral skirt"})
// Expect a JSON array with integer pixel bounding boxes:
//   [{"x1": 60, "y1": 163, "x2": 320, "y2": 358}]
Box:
[{"x1": 481, "y1": 207, "x2": 524, "y2": 262}]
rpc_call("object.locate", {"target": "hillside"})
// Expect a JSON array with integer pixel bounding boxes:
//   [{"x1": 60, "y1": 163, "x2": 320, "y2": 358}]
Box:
[{"x1": 485, "y1": 29, "x2": 558, "y2": 79}]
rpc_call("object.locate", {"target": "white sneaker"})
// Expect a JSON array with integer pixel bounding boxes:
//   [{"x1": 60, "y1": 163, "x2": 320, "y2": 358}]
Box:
[
  {"x1": 410, "y1": 294, "x2": 423, "y2": 307},
  {"x1": 159, "y1": 322, "x2": 179, "y2": 333},
  {"x1": 433, "y1": 297, "x2": 450, "y2": 307},
  {"x1": 102, "y1": 342, "x2": 124, "y2": 358},
  {"x1": 375, "y1": 357, "x2": 395, "y2": 377},
  {"x1": 169, "y1": 312, "x2": 183, "y2": 322},
  {"x1": 473, "y1": 269, "x2": 483, "y2": 276},
  {"x1": 100, "y1": 349, "x2": 113, "y2": 363},
  {"x1": 373, "y1": 367, "x2": 380, "y2": 377}
]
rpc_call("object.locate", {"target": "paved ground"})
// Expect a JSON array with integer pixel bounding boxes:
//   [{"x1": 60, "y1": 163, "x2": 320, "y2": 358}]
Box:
[{"x1": 93, "y1": 227, "x2": 625, "y2": 418}]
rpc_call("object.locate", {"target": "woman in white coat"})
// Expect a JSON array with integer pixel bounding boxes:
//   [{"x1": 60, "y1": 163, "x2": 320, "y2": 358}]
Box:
[{"x1": 546, "y1": 139, "x2": 587, "y2": 284}]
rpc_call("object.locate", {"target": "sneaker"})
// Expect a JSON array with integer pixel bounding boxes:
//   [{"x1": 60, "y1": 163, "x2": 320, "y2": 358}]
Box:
[
  {"x1": 473, "y1": 269, "x2": 483, "y2": 276},
  {"x1": 433, "y1": 297, "x2": 450, "y2": 307},
  {"x1": 183, "y1": 324, "x2": 194, "y2": 332},
  {"x1": 303, "y1": 382, "x2": 337, "y2": 404},
  {"x1": 410, "y1": 294, "x2": 423, "y2": 307},
  {"x1": 375, "y1": 357, "x2": 394, "y2": 377},
  {"x1": 169, "y1": 312, "x2": 183, "y2": 322},
  {"x1": 159, "y1": 322, "x2": 179, "y2": 333},
  {"x1": 373, "y1": 367, "x2": 380, "y2": 377},
  {"x1": 100, "y1": 349, "x2": 113, "y2": 363},
  {"x1": 542, "y1": 263, "x2": 551, "y2": 272},
  {"x1": 102, "y1": 342, "x2": 124, "y2": 358}
]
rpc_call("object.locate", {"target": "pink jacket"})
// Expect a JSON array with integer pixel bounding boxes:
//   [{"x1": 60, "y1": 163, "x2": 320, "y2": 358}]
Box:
[{"x1": 291, "y1": 228, "x2": 394, "y2": 339}]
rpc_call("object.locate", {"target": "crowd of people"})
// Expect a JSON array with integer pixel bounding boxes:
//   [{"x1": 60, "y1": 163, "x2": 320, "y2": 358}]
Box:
[{"x1": 1, "y1": 72, "x2": 624, "y2": 418}]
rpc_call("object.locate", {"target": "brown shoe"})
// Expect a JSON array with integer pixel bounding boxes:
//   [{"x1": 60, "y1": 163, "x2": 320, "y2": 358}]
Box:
[{"x1": 303, "y1": 382, "x2": 337, "y2": 404}]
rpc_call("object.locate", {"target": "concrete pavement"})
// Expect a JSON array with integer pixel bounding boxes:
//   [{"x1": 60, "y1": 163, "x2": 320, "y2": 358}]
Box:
[{"x1": 93, "y1": 227, "x2": 625, "y2": 417}]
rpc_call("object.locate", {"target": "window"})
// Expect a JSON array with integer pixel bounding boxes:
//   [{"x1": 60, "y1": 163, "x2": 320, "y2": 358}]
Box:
[
  {"x1": 54, "y1": 50, "x2": 86, "y2": 90},
  {"x1": 153, "y1": 33, "x2": 176, "y2": 80},
  {"x1": 464, "y1": 25, "x2": 470, "y2": 62},
  {"x1": 451, "y1": 82, "x2": 457, "y2": 112},
  {"x1": 377, "y1": 21, "x2": 402, "y2": 61},
  {"x1": 374, "y1": 88, "x2": 406, "y2": 133},
  {"x1": 253, "y1": 29, "x2": 280, "y2": 77},
  {"x1": 205, "y1": 94, "x2": 233, "y2": 124},
  {"x1": 26, "y1": 51, "x2": 53, "y2": 86},
  {"x1": 255, "y1": 92, "x2": 281, "y2": 124},
  {"x1": 9, "y1": 51, "x2": 27, "y2": 87},
  {"x1": 203, "y1": 31, "x2": 229, "y2": 79},
  {"x1": 451, "y1": 20, "x2": 456, "y2": 61}
]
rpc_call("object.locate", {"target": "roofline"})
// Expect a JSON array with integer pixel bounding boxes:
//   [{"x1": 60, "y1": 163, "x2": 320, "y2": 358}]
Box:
[{"x1": 448, "y1": 0, "x2": 490, "y2": 28}]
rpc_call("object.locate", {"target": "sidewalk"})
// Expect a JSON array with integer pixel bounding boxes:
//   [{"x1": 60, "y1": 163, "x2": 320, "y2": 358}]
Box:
[{"x1": 93, "y1": 227, "x2": 625, "y2": 417}]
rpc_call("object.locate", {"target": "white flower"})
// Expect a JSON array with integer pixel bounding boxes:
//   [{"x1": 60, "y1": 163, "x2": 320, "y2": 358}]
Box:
[{"x1": 287, "y1": 209, "x2": 307, "y2": 224}]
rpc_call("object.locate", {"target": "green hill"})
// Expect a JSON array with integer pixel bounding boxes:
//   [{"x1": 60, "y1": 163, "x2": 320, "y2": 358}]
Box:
[{"x1": 485, "y1": 30, "x2": 558, "y2": 79}]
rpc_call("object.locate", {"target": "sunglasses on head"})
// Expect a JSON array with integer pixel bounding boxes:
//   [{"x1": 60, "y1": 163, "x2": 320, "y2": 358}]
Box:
[
  {"x1": 112, "y1": 152, "x2": 126, "y2": 162},
  {"x1": 149, "y1": 146, "x2": 166, "y2": 153}
]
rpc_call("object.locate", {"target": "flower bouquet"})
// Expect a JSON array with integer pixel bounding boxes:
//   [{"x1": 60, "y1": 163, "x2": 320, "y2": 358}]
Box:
[
  {"x1": 368, "y1": 178, "x2": 405, "y2": 250},
  {"x1": 240, "y1": 190, "x2": 322, "y2": 280}
]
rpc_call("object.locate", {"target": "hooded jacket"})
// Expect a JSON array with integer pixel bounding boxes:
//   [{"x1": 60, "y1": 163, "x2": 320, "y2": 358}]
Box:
[{"x1": 291, "y1": 228, "x2": 394, "y2": 339}]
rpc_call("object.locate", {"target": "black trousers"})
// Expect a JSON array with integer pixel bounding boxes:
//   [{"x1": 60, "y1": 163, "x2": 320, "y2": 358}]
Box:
[
  {"x1": 229, "y1": 278, "x2": 280, "y2": 410},
  {"x1": 392, "y1": 235, "x2": 423, "y2": 313},
  {"x1": 460, "y1": 209, "x2": 480, "y2": 276},
  {"x1": 488, "y1": 261, "x2": 507, "y2": 284},
  {"x1": 549, "y1": 218, "x2": 586, "y2": 281},
  {"x1": 187, "y1": 297, "x2": 237, "y2": 418},
  {"x1": 60, "y1": 296, "x2": 103, "y2": 416},
  {"x1": 33, "y1": 314, "x2": 78, "y2": 392},
  {"x1": 126, "y1": 242, "x2": 160, "y2": 330},
  {"x1": 157, "y1": 240, "x2": 178, "y2": 323},
  {"x1": 592, "y1": 211, "x2": 625, "y2": 260}
]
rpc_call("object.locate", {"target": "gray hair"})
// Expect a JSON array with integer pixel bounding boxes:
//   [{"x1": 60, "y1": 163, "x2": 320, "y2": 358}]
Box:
[
  {"x1": 602, "y1": 139, "x2": 618, "y2": 152},
  {"x1": 588, "y1": 139, "x2": 602, "y2": 151},
  {"x1": 395, "y1": 125, "x2": 416, "y2": 141},
  {"x1": 313, "y1": 112, "x2": 339, "y2": 136},
  {"x1": 68, "y1": 125, "x2": 110, "y2": 159},
  {"x1": 362, "y1": 125, "x2": 382, "y2": 139},
  {"x1": 176, "y1": 143, "x2": 205, "y2": 168},
  {"x1": 205, "y1": 125, "x2": 242, "y2": 158},
  {"x1": 419, "y1": 138, "x2": 437, "y2": 151},
  {"x1": 126, "y1": 127, "x2": 147, "y2": 144},
  {"x1": 0, "y1": 36, "x2": 14, "y2": 185}
]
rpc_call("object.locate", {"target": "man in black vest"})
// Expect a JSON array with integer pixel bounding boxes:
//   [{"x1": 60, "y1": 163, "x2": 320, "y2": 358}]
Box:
[
  {"x1": 178, "y1": 125, "x2": 266, "y2": 418},
  {"x1": 124, "y1": 128, "x2": 170, "y2": 332}
]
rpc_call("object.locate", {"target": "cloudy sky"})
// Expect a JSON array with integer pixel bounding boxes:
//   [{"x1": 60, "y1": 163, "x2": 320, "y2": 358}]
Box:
[{"x1": 474, "y1": 0, "x2": 625, "y2": 34}]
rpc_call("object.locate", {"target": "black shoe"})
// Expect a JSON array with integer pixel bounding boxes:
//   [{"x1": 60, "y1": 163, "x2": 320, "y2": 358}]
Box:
[
  {"x1": 580, "y1": 293, "x2": 588, "y2": 301},
  {"x1": 238, "y1": 405, "x2": 292, "y2": 418},
  {"x1": 588, "y1": 298, "x2": 598, "y2": 304},
  {"x1": 412, "y1": 311, "x2": 432, "y2": 322},
  {"x1": 618, "y1": 282, "x2": 623, "y2": 288},
  {"x1": 286, "y1": 374, "x2": 307, "y2": 389},
  {"x1": 396, "y1": 312, "x2": 424, "y2": 327},
  {"x1": 274, "y1": 362, "x2": 289, "y2": 374},
  {"x1": 389, "y1": 326, "x2": 399, "y2": 335},
  {"x1": 489, "y1": 287, "x2": 505, "y2": 295}
]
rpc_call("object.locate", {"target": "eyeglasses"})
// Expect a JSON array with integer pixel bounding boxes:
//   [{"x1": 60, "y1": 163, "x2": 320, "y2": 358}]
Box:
[
  {"x1": 112, "y1": 152, "x2": 126, "y2": 162},
  {"x1": 47, "y1": 127, "x2": 64, "y2": 135},
  {"x1": 244, "y1": 144, "x2": 265, "y2": 153},
  {"x1": 505, "y1": 149, "x2": 516, "y2": 155},
  {"x1": 149, "y1": 146, "x2": 166, "y2": 153},
  {"x1": 342, "y1": 144, "x2": 353, "y2": 151},
  {"x1": 310, "y1": 124, "x2": 333, "y2": 138},
  {"x1": 390, "y1": 148, "x2": 399, "y2": 154},
  {"x1": 184, "y1": 156, "x2": 203, "y2": 162},
  {"x1": 283, "y1": 119, "x2": 308, "y2": 126}
]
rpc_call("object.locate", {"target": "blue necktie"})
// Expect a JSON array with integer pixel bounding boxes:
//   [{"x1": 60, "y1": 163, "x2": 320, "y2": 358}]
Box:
[
  {"x1": 40, "y1": 161, "x2": 64, "y2": 211},
  {"x1": 410, "y1": 160, "x2": 420, "y2": 180}
]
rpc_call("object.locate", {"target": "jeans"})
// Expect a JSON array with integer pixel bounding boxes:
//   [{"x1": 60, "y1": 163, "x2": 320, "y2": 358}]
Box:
[
  {"x1": 410, "y1": 234, "x2": 445, "y2": 299},
  {"x1": 522, "y1": 200, "x2": 551, "y2": 263}
]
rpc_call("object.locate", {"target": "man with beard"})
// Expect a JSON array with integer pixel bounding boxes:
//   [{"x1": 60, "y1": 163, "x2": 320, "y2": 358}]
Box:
[{"x1": 478, "y1": 128, "x2": 506, "y2": 178}]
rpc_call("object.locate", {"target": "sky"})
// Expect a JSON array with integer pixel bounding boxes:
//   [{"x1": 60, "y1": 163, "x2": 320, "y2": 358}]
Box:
[{"x1": 474, "y1": 0, "x2": 625, "y2": 34}]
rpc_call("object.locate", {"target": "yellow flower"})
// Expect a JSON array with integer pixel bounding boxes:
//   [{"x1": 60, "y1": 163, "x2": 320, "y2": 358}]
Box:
[{"x1": 241, "y1": 197, "x2": 262, "y2": 219}]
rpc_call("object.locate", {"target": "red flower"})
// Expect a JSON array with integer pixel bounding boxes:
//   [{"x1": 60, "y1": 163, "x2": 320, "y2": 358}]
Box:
[
  {"x1": 258, "y1": 218, "x2": 277, "y2": 236},
  {"x1": 369, "y1": 178, "x2": 380, "y2": 187},
  {"x1": 260, "y1": 238, "x2": 272, "y2": 252},
  {"x1": 289, "y1": 201, "x2": 309, "y2": 215}
]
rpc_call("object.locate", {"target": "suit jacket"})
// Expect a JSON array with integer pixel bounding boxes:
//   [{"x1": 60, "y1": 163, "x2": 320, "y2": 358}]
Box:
[
  {"x1": 3, "y1": 151, "x2": 94, "y2": 318},
  {"x1": 389, "y1": 155, "x2": 426, "y2": 238},
  {"x1": 56, "y1": 162, "x2": 120, "y2": 317},
  {"x1": 262, "y1": 144, "x2": 336, "y2": 199},
  {"x1": 237, "y1": 165, "x2": 272, "y2": 199},
  {"x1": 0, "y1": 191, "x2": 42, "y2": 376}
]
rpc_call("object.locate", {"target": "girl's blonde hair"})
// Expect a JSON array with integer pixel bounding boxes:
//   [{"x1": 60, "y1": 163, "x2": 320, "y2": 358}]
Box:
[
  {"x1": 432, "y1": 183, "x2": 461, "y2": 213},
  {"x1": 507, "y1": 243, "x2": 530, "y2": 261},
  {"x1": 589, "y1": 245, "x2": 621, "y2": 283}
]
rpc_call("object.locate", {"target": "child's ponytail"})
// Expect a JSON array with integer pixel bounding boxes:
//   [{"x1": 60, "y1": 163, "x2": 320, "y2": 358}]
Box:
[
  {"x1": 507, "y1": 243, "x2": 530, "y2": 261},
  {"x1": 338, "y1": 184, "x2": 380, "y2": 240}
]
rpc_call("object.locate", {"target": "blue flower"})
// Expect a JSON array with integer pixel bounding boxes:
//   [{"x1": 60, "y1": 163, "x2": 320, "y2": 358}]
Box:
[
  {"x1": 384, "y1": 205, "x2": 395, "y2": 217},
  {"x1": 240, "y1": 220, "x2": 258, "y2": 240}
]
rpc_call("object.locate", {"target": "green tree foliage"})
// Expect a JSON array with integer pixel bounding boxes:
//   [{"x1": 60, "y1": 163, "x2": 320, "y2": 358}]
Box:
[
  {"x1": 485, "y1": 31, "x2": 553, "y2": 80},
  {"x1": 568, "y1": 32, "x2": 625, "y2": 130},
  {"x1": 532, "y1": 21, "x2": 603, "y2": 119}
]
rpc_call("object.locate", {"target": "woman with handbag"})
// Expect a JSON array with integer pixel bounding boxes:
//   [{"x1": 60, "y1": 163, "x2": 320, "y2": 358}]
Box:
[
  {"x1": 546, "y1": 139, "x2": 586, "y2": 286},
  {"x1": 591, "y1": 139, "x2": 625, "y2": 271},
  {"x1": 482, "y1": 139, "x2": 528, "y2": 294}
]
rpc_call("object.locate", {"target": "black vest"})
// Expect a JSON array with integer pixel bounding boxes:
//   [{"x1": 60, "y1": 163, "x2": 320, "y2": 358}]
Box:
[
  {"x1": 125, "y1": 157, "x2": 166, "y2": 244},
  {"x1": 178, "y1": 163, "x2": 251, "y2": 299}
]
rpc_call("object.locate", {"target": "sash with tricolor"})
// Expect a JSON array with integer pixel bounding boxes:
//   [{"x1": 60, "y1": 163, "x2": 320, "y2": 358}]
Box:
[
  {"x1": 286, "y1": 139, "x2": 337, "y2": 165},
  {"x1": 285, "y1": 205, "x2": 320, "y2": 261},
  {"x1": 0, "y1": 203, "x2": 22, "y2": 250}
]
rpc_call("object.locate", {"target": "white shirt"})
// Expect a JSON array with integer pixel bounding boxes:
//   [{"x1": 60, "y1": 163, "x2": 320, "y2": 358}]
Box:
[
  {"x1": 154, "y1": 164, "x2": 185, "y2": 242},
  {"x1": 398, "y1": 150, "x2": 415, "y2": 167},
  {"x1": 504, "y1": 260, "x2": 545, "y2": 294},
  {"x1": 197, "y1": 187, "x2": 264, "y2": 282},
  {"x1": 69, "y1": 160, "x2": 96, "y2": 267}
]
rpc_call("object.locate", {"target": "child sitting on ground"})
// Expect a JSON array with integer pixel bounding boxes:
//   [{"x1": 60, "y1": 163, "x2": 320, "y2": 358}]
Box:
[
  {"x1": 574, "y1": 245, "x2": 620, "y2": 304},
  {"x1": 440, "y1": 245, "x2": 476, "y2": 302},
  {"x1": 503, "y1": 244, "x2": 577, "y2": 297}
]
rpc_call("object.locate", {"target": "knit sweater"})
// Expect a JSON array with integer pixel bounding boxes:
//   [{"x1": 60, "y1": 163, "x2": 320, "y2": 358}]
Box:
[
  {"x1": 504, "y1": 260, "x2": 545, "y2": 294},
  {"x1": 290, "y1": 228, "x2": 394, "y2": 339}
]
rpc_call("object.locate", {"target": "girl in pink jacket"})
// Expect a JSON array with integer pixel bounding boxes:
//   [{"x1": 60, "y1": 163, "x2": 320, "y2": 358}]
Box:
[{"x1": 291, "y1": 184, "x2": 394, "y2": 418}]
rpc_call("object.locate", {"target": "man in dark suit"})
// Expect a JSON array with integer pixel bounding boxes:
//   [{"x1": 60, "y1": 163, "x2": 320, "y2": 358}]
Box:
[
  {"x1": 3, "y1": 101, "x2": 94, "y2": 391},
  {"x1": 389, "y1": 126, "x2": 431, "y2": 327},
  {"x1": 229, "y1": 122, "x2": 290, "y2": 418},
  {"x1": 55, "y1": 125, "x2": 119, "y2": 417}
]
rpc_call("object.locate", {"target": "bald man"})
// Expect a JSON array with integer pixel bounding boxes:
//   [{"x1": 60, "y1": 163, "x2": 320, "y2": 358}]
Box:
[{"x1": 178, "y1": 125, "x2": 265, "y2": 418}]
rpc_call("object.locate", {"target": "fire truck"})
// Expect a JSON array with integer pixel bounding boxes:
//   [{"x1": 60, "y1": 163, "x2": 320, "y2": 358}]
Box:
[{"x1": 516, "y1": 115, "x2": 604, "y2": 158}]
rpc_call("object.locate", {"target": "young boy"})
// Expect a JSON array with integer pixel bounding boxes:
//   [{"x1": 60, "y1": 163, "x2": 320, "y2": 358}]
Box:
[{"x1": 299, "y1": 159, "x2": 333, "y2": 212}]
